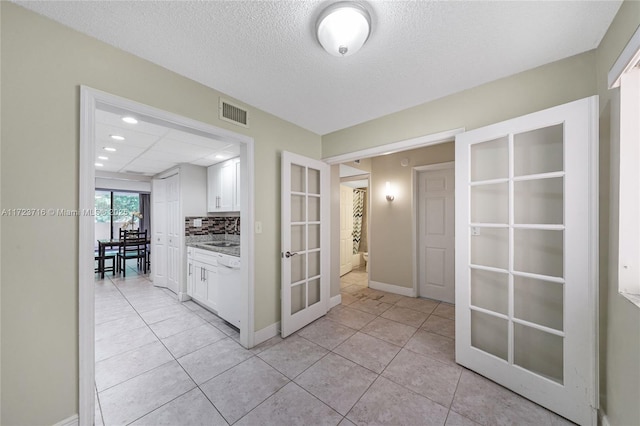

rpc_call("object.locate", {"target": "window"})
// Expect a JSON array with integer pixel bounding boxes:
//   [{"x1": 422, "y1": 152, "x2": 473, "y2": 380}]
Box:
[
  {"x1": 609, "y1": 27, "x2": 640, "y2": 306},
  {"x1": 94, "y1": 190, "x2": 142, "y2": 245}
]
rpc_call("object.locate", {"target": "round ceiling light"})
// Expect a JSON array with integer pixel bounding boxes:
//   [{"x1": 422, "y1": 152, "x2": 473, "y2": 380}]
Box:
[{"x1": 316, "y1": 2, "x2": 371, "y2": 57}]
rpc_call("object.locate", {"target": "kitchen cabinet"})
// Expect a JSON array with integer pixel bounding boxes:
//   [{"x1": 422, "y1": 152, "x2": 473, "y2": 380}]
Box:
[
  {"x1": 207, "y1": 157, "x2": 240, "y2": 212},
  {"x1": 187, "y1": 247, "x2": 222, "y2": 312}
]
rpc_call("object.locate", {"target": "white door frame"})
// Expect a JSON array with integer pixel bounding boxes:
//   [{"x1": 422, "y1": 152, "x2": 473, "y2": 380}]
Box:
[
  {"x1": 79, "y1": 86, "x2": 255, "y2": 425},
  {"x1": 324, "y1": 128, "x2": 464, "y2": 299},
  {"x1": 412, "y1": 161, "x2": 455, "y2": 300}
]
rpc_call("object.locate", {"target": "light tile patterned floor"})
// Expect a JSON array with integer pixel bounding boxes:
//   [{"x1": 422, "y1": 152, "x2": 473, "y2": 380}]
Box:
[{"x1": 94, "y1": 266, "x2": 574, "y2": 425}]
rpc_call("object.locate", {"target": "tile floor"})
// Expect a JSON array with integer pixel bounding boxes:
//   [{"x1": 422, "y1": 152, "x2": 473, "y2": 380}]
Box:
[{"x1": 94, "y1": 265, "x2": 574, "y2": 425}]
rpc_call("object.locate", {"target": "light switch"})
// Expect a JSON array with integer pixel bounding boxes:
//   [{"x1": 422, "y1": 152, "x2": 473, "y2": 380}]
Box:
[
  {"x1": 255, "y1": 221, "x2": 263, "y2": 234},
  {"x1": 193, "y1": 218, "x2": 202, "y2": 227}
]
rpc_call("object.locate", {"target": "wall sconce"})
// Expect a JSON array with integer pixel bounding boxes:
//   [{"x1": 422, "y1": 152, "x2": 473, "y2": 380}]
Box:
[{"x1": 385, "y1": 181, "x2": 395, "y2": 202}]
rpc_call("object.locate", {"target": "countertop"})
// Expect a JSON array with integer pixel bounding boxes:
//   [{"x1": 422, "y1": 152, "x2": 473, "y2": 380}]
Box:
[{"x1": 185, "y1": 235, "x2": 240, "y2": 257}]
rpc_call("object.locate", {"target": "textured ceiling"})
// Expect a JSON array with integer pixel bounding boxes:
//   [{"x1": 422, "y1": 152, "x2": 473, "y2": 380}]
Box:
[{"x1": 16, "y1": 1, "x2": 622, "y2": 135}]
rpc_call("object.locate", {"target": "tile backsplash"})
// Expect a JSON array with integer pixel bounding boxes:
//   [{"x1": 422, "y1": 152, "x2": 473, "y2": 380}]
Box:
[{"x1": 185, "y1": 216, "x2": 240, "y2": 236}]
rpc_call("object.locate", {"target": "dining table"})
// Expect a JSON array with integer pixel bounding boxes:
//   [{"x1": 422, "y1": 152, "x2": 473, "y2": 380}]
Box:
[{"x1": 97, "y1": 237, "x2": 151, "y2": 278}]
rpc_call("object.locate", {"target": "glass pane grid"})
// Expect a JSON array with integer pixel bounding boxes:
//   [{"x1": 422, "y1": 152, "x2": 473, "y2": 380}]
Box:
[{"x1": 468, "y1": 126, "x2": 566, "y2": 376}]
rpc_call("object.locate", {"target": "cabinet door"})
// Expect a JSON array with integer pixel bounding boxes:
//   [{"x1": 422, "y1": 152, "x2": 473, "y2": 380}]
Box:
[
  {"x1": 193, "y1": 263, "x2": 207, "y2": 301},
  {"x1": 204, "y1": 263, "x2": 218, "y2": 310},
  {"x1": 207, "y1": 164, "x2": 220, "y2": 212},
  {"x1": 233, "y1": 158, "x2": 241, "y2": 211},
  {"x1": 186, "y1": 258, "x2": 195, "y2": 296},
  {"x1": 219, "y1": 160, "x2": 235, "y2": 211}
]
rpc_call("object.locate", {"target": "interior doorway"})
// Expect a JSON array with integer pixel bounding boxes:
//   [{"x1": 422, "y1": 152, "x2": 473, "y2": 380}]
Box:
[{"x1": 79, "y1": 86, "x2": 255, "y2": 424}]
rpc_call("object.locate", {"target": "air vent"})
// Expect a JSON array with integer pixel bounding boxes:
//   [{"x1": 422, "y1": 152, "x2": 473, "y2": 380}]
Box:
[{"x1": 219, "y1": 98, "x2": 249, "y2": 128}]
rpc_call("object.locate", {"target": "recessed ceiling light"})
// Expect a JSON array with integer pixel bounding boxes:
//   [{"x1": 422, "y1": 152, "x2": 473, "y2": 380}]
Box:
[
  {"x1": 98, "y1": 156, "x2": 108, "y2": 160},
  {"x1": 122, "y1": 116, "x2": 138, "y2": 124},
  {"x1": 215, "y1": 154, "x2": 227, "y2": 160},
  {"x1": 110, "y1": 134, "x2": 125, "y2": 141},
  {"x1": 95, "y1": 162, "x2": 104, "y2": 167},
  {"x1": 104, "y1": 147, "x2": 116, "y2": 152}
]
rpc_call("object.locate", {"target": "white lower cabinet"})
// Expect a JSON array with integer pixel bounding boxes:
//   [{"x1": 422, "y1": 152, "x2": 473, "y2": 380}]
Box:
[{"x1": 186, "y1": 247, "x2": 222, "y2": 312}]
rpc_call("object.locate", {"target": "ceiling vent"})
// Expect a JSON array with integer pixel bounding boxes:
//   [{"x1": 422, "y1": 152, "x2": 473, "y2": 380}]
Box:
[{"x1": 219, "y1": 98, "x2": 249, "y2": 128}]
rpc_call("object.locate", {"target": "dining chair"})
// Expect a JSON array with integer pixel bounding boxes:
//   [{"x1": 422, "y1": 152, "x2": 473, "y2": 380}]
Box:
[{"x1": 116, "y1": 229, "x2": 148, "y2": 277}]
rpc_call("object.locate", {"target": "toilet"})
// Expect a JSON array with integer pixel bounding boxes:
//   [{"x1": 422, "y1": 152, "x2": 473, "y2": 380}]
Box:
[{"x1": 363, "y1": 252, "x2": 369, "y2": 272}]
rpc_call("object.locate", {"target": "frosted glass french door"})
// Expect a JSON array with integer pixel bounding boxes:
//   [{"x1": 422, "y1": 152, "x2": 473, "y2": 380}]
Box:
[
  {"x1": 281, "y1": 151, "x2": 330, "y2": 337},
  {"x1": 455, "y1": 96, "x2": 597, "y2": 425}
]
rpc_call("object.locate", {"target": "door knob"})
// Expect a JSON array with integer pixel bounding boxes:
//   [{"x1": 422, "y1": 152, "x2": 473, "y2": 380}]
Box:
[{"x1": 284, "y1": 251, "x2": 298, "y2": 258}]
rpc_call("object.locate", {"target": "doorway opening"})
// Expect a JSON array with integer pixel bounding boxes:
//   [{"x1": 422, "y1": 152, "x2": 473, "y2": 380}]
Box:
[
  {"x1": 326, "y1": 129, "x2": 462, "y2": 301},
  {"x1": 79, "y1": 86, "x2": 255, "y2": 424}
]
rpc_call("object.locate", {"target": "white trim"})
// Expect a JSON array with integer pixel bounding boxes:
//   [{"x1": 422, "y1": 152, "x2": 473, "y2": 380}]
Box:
[
  {"x1": 587, "y1": 95, "x2": 600, "y2": 415},
  {"x1": 78, "y1": 87, "x2": 96, "y2": 426},
  {"x1": 323, "y1": 128, "x2": 465, "y2": 164},
  {"x1": 53, "y1": 414, "x2": 79, "y2": 426},
  {"x1": 412, "y1": 161, "x2": 455, "y2": 299},
  {"x1": 599, "y1": 411, "x2": 611, "y2": 426},
  {"x1": 330, "y1": 294, "x2": 342, "y2": 308},
  {"x1": 254, "y1": 322, "x2": 280, "y2": 346},
  {"x1": 608, "y1": 25, "x2": 640, "y2": 89},
  {"x1": 79, "y1": 86, "x2": 256, "y2": 423},
  {"x1": 369, "y1": 280, "x2": 415, "y2": 297}
]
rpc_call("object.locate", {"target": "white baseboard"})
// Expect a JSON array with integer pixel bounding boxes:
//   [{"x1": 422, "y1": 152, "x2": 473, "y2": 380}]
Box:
[
  {"x1": 53, "y1": 414, "x2": 79, "y2": 426},
  {"x1": 254, "y1": 322, "x2": 280, "y2": 346},
  {"x1": 600, "y1": 411, "x2": 610, "y2": 426},
  {"x1": 330, "y1": 294, "x2": 342, "y2": 308},
  {"x1": 369, "y1": 280, "x2": 415, "y2": 297},
  {"x1": 178, "y1": 292, "x2": 190, "y2": 302}
]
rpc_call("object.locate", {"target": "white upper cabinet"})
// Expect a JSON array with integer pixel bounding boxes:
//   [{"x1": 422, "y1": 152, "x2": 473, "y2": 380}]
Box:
[{"x1": 208, "y1": 157, "x2": 240, "y2": 212}]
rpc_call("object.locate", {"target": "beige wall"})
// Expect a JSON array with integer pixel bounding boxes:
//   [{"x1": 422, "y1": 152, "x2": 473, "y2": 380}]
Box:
[
  {"x1": 369, "y1": 143, "x2": 454, "y2": 289},
  {"x1": 323, "y1": 51, "x2": 597, "y2": 158},
  {"x1": 0, "y1": 3, "x2": 320, "y2": 424},
  {"x1": 595, "y1": 1, "x2": 640, "y2": 425}
]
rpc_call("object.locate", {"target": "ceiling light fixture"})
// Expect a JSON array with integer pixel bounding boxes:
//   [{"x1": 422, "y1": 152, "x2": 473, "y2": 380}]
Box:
[
  {"x1": 122, "y1": 116, "x2": 138, "y2": 124},
  {"x1": 110, "y1": 134, "x2": 125, "y2": 141},
  {"x1": 103, "y1": 147, "x2": 116, "y2": 152},
  {"x1": 316, "y1": 2, "x2": 371, "y2": 57},
  {"x1": 95, "y1": 162, "x2": 104, "y2": 167},
  {"x1": 98, "y1": 156, "x2": 108, "y2": 160}
]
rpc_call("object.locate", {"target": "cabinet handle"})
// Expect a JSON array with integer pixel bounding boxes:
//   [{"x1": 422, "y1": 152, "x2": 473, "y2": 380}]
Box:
[
  {"x1": 188, "y1": 264, "x2": 192, "y2": 276},
  {"x1": 216, "y1": 195, "x2": 220, "y2": 209}
]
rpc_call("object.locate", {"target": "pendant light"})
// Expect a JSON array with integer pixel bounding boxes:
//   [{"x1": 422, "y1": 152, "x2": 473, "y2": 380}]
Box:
[{"x1": 316, "y1": 2, "x2": 371, "y2": 57}]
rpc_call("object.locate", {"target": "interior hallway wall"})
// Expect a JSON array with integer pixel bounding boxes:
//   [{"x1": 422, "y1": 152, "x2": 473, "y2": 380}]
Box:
[
  {"x1": 595, "y1": 1, "x2": 640, "y2": 425},
  {"x1": 369, "y1": 143, "x2": 454, "y2": 289}
]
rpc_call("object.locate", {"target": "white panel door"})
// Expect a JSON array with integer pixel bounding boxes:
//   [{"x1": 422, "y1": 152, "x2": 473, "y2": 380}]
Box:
[
  {"x1": 455, "y1": 96, "x2": 597, "y2": 425},
  {"x1": 151, "y1": 178, "x2": 167, "y2": 287},
  {"x1": 339, "y1": 184, "x2": 354, "y2": 276},
  {"x1": 281, "y1": 151, "x2": 330, "y2": 338},
  {"x1": 418, "y1": 165, "x2": 455, "y2": 303},
  {"x1": 166, "y1": 174, "x2": 180, "y2": 294}
]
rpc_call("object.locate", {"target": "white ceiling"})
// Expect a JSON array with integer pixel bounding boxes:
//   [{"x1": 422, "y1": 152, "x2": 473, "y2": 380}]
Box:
[
  {"x1": 95, "y1": 107, "x2": 239, "y2": 176},
  {"x1": 16, "y1": 1, "x2": 621, "y2": 135}
]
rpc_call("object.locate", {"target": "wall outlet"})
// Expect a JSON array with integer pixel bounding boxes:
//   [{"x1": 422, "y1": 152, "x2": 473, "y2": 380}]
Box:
[
  {"x1": 255, "y1": 221, "x2": 262, "y2": 234},
  {"x1": 193, "y1": 218, "x2": 202, "y2": 227}
]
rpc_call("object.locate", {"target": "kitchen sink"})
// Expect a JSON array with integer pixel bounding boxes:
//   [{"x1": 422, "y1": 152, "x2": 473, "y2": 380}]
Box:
[{"x1": 202, "y1": 241, "x2": 239, "y2": 248}]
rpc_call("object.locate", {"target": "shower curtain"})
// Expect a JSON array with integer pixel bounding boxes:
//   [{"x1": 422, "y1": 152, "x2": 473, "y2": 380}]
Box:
[{"x1": 352, "y1": 189, "x2": 365, "y2": 254}]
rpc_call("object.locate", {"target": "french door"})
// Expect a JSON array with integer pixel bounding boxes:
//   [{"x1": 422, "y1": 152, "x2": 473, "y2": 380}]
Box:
[
  {"x1": 281, "y1": 151, "x2": 330, "y2": 337},
  {"x1": 455, "y1": 96, "x2": 598, "y2": 425}
]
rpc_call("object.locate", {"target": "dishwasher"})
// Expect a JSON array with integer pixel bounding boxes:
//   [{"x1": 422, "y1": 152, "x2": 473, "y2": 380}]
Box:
[{"x1": 217, "y1": 254, "x2": 241, "y2": 328}]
